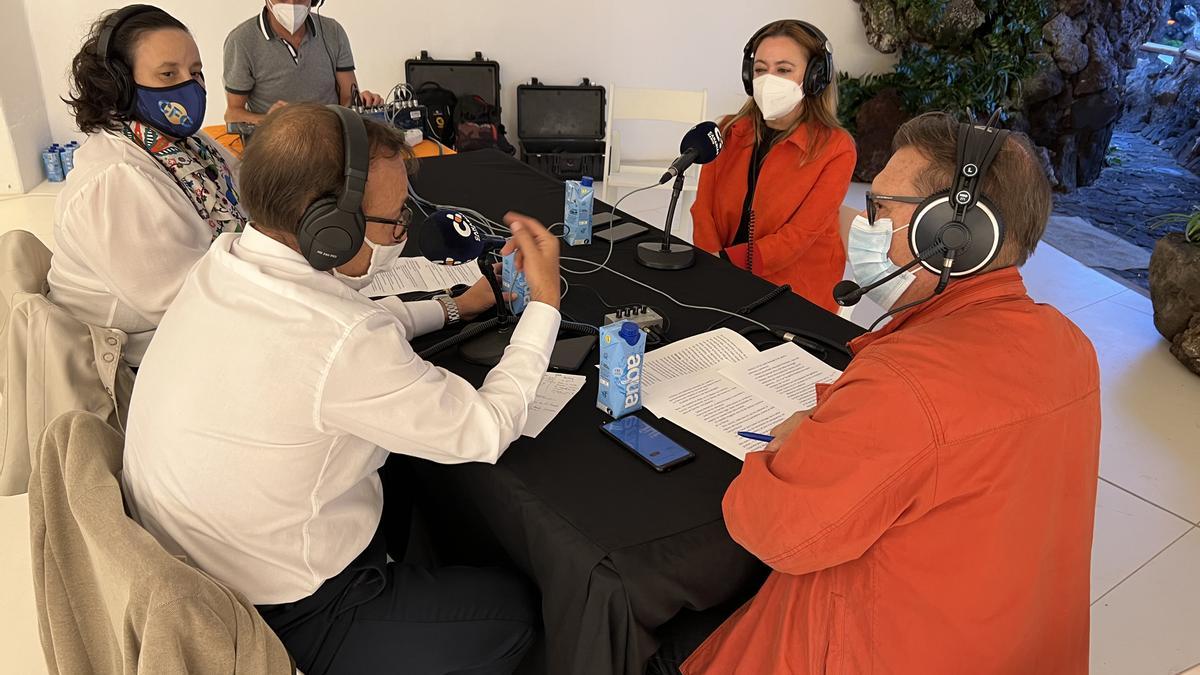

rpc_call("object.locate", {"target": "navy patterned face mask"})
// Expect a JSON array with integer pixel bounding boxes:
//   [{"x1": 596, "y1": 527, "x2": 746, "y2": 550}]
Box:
[{"x1": 134, "y1": 79, "x2": 206, "y2": 138}]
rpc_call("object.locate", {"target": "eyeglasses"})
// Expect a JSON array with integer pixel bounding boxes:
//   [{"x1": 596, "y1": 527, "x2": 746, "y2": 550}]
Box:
[
  {"x1": 866, "y1": 191, "x2": 926, "y2": 226},
  {"x1": 364, "y1": 203, "x2": 414, "y2": 241}
]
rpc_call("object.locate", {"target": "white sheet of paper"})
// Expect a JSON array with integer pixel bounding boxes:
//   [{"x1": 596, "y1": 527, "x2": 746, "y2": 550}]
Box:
[
  {"x1": 359, "y1": 257, "x2": 483, "y2": 297},
  {"x1": 636, "y1": 330, "x2": 844, "y2": 461},
  {"x1": 656, "y1": 374, "x2": 791, "y2": 461},
  {"x1": 521, "y1": 373, "x2": 587, "y2": 438},
  {"x1": 642, "y1": 328, "x2": 759, "y2": 408},
  {"x1": 719, "y1": 343, "x2": 842, "y2": 413}
]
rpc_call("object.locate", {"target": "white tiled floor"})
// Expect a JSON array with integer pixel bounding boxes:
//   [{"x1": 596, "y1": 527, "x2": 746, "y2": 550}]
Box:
[{"x1": 2, "y1": 186, "x2": 1199, "y2": 674}]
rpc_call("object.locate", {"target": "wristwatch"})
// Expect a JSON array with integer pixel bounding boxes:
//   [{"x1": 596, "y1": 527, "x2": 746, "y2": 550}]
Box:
[{"x1": 434, "y1": 294, "x2": 461, "y2": 326}]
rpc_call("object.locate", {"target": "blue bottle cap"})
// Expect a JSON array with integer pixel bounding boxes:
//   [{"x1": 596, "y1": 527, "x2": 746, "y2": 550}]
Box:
[
  {"x1": 619, "y1": 321, "x2": 641, "y2": 346},
  {"x1": 581, "y1": 176, "x2": 594, "y2": 187}
]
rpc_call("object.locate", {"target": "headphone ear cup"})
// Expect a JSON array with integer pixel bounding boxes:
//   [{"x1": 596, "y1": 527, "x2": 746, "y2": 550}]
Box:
[
  {"x1": 742, "y1": 54, "x2": 755, "y2": 96},
  {"x1": 908, "y1": 191, "x2": 951, "y2": 269},
  {"x1": 804, "y1": 56, "x2": 830, "y2": 98},
  {"x1": 297, "y1": 197, "x2": 365, "y2": 271},
  {"x1": 109, "y1": 60, "x2": 136, "y2": 117},
  {"x1": 955, "y1": 196, "x2": 1005, "y2": 274},
  {"x1": 908, "y1": 192, "x2": 1005, "y2": 277}
]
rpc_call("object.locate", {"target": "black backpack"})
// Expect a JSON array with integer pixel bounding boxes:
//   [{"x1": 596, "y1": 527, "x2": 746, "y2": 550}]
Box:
[
  {"x1": 453, "y1": 95, "x2": 515, "y2": 155},
  {"x1": 414, "y1": 82, "x2": 458, "y2": 147}
]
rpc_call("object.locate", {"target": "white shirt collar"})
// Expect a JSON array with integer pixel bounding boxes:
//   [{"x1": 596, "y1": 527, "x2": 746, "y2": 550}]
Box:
[{"x1": 234, "y1": 224, "x2": 309, "y2": 264}]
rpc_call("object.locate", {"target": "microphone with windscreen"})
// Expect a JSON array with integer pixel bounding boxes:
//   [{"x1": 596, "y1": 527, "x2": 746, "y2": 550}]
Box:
[
  {"x1": 418, "y1": 209, "x2": 506, "y2": 266},
  {"x1": 659, "y1": 121, "x2": 724, "y2": 184},
  {"x1": 637, "y1": 122, "x2": 724, "y2": 271},
  {"x1": 833, "y1": 243, "x2": 948, "y2": 307}
]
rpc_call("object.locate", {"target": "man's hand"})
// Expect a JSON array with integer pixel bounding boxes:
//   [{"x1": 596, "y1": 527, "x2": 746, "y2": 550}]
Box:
[
  {"x1": 500, "y1": 213, "x2": 561, "y2": 310},
  {"x1": 454, "y1": 263, "x2": 513, "y2": 321},
  {"x1": 765, "y1": 409, "x2": 813, "y2": 453},
  {"x1": 267, "y1": 100, "x2": 289, "y2": 115},
  {"x1": 360, "y1": 90, "x2": 385, "y2": 107}
]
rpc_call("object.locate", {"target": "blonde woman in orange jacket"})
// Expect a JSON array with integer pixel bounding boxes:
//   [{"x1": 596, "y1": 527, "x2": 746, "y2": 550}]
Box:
[{"x1": 691, "y1": 20, "x2": 856, "y2": 313}]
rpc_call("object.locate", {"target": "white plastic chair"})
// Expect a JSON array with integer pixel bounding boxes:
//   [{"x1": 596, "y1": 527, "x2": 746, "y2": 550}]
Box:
[{"x1": 601, "y1": 87, "x2": 709, "y2": 204}]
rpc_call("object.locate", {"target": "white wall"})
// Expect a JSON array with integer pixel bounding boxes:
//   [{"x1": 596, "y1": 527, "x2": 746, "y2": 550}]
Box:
[
  {"x1": 0, "y1": 0, "x2": 52, "y2": 193},
  {"x1": 25, "y1": 0, "x2": 895, "y2": 150}
]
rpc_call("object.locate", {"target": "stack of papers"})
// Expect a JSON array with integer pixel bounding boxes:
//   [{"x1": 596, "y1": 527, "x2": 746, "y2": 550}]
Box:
[
  {"x1": 360, "y1": 256, "x2": 483, "y2": 297},
  {"x1": 642, "y1": 329, "x2": 843, "y2": 461}
]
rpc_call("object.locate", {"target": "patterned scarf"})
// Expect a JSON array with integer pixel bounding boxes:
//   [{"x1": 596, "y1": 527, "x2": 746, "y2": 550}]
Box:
[{"x1": 122, "y1": 121, "x2": 248, "y2": 240}]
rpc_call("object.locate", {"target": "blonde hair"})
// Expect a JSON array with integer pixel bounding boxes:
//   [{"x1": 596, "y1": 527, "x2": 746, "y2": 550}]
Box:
[{"x1": 722, "y1": 20, "x2": 844, "y2": 164}]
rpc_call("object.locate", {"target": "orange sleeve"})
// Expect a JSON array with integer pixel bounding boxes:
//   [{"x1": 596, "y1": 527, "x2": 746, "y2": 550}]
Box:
[
  {"x1": 750, "y1": 135, "x2": 856, "y2": 277},
  {"x1": 722, "y1": 353, "x2": 938, "y2": 576},
  {"x1": 690, "y1": 161, "x2": 723, "y2": 254}
]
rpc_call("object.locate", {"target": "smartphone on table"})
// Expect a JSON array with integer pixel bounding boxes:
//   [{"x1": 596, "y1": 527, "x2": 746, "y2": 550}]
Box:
[{"x1": 600, "y1": 416, "x2": 695, "y2": 472}]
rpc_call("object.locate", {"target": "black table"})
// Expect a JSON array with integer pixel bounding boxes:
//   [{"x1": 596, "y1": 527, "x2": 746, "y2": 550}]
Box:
[{"x1": 401, "y1": 150, "x2": 862, "y2": 675}]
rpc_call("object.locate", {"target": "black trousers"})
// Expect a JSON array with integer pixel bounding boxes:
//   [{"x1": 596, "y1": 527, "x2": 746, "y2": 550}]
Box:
[
  {"x1": 644, "y1": 597, "x2": 750, "y2": 675},
  {"x1": 256, "y1": 527, "x2": 537, "y2": 675}
]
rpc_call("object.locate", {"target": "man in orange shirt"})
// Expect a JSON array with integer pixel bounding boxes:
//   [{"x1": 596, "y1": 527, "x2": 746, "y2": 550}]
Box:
[{"x1": 660, "y1": 113, "x2": 1101, "y2": 674}]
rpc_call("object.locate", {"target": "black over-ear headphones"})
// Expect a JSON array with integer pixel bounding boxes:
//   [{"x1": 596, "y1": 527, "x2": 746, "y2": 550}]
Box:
[
  {"x1": 742, "y1": 20, "x2": 833, "y2": 98},
  {"x1": 297, "y1": 105, "x2": 370, "y2": 271},
  {"x1": 98, "y1": 4, "x2": 161, "y2": 117},
  {"x1": 907, "y1": 112, "x2": 1010, "y2": 287},
  {"x1": 833, "y1": 112, "x2": 1010, "y2": 310}
]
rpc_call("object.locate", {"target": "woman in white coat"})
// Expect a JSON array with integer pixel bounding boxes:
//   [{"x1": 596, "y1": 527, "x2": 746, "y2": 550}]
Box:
[{"x1": 50, "y1": 5, "x2": 247, "y2": 366}]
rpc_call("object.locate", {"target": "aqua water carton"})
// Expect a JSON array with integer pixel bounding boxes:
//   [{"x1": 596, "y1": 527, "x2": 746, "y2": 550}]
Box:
[{"x1": 597, "y1": 321, "x2": 647, "y2": 418}]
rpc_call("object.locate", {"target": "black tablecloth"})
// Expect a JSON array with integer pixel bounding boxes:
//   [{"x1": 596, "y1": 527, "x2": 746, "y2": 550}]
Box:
[{"x1": 401, "y1": 150, "x2": 863, "y2": 675}]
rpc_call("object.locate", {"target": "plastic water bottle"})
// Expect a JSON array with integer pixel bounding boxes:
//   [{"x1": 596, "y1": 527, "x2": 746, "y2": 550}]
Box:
[
  {"x1": 42, "y1": 145, "x2": 65, "y2": 182},
  {"x1": 59, "y1": 142, "x2": 78, "y2": 176},
  {"x1": 564, "y1": 176, "x2": 595, "y2": 246},
  {"x1": 597, "y1": 321, "x2": 647, "y2": 418},
  {"x1": 501, "y1": 251, "x2": 531, "y2": 315}
]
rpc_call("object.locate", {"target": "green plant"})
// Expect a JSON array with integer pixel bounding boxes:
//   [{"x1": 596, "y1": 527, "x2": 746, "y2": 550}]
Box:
[
  {"x1": 837, "y1": 72, "x2": 898, "y2": 133},
  {"x1": 840, "y1": 0, "x2": 1052, "y2": 125},
  {"x1": 1148, "y1": 207, "x2": 1200, "y2": 245}
]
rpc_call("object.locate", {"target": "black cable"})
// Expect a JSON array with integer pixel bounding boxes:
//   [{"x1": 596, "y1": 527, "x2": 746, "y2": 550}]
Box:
[
  {"x1": 417, "y1": 317, "x2": 500, "y2": 358},
  {"x1": 705, "y1": 284, "x2": 792, "y2": 332},
  {"x1": 312, "y1": 5, "x2": 341, "y2": 103},
  {"x1": 417, "y1": 318, "x2": 598, "y2": 359},
  {"x1": 736, "y1": 325, "x2": 828, "y2": 360},
  {"x1": 734, "y1": 325, "x2": 853, "y2": 361},
  {"x1": 571, "y1": 283, "x2": 673, "y2": 334},
  {"x1": 562, "y1": 320, "x2": 599, "y2": 335},
  {"x1": 867, "y1": 292, "x2": 938, "y2": 333},
  {"x1": 571, "y1": 282, "x2": 619, "y2": 309}
]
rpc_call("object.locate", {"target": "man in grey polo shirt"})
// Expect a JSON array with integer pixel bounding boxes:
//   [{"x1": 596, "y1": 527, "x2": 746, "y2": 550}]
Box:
[{"x1": 223, "y1": 0, "x2": 383, "y2": 125}]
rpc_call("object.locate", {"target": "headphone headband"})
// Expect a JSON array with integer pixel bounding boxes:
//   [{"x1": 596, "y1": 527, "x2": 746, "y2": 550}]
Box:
[
  {"x1": 296, "y1": 105, "x2": 370, "y2": 271},
  {"x1": 98, "y1": 4, "x2": 161, "y2": 63},
  {"x1": 907, "y1": 112, "x2": 1009, "y2": 279},
  {"x1": 329, "y1": 105, "x2": 369, "y2": 217},
  {"x1": 741, "y1": 20, "x2": 833, "y2": 98},
  {"x1": 949, "y1": 120, "x2": 1009, "y2": 224}
]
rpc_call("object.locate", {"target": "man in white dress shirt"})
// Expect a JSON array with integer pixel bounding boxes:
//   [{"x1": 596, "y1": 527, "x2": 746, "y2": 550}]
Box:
[{"x1": 122, "y1": 103, "x2": 562, "y2": 674}]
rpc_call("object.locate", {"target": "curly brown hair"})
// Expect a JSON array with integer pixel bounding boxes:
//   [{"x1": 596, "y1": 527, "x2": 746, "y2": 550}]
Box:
[{"x1": 63, "y1": 7, "x2": 189, "y2": 134}]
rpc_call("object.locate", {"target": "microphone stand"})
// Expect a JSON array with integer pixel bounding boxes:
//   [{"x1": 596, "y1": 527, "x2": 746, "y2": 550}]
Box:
[
  {"x1": 458, "y1": 253, "x2": 516, "y2": 366},
  {"x1": 636, "y1": 172, "x2": 695, "y2": 271}
]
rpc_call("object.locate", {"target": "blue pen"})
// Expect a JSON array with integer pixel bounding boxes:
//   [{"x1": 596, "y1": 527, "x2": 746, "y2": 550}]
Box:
[{"x1": 737, "y1": 431, "x2": 774, "y2": 443}]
